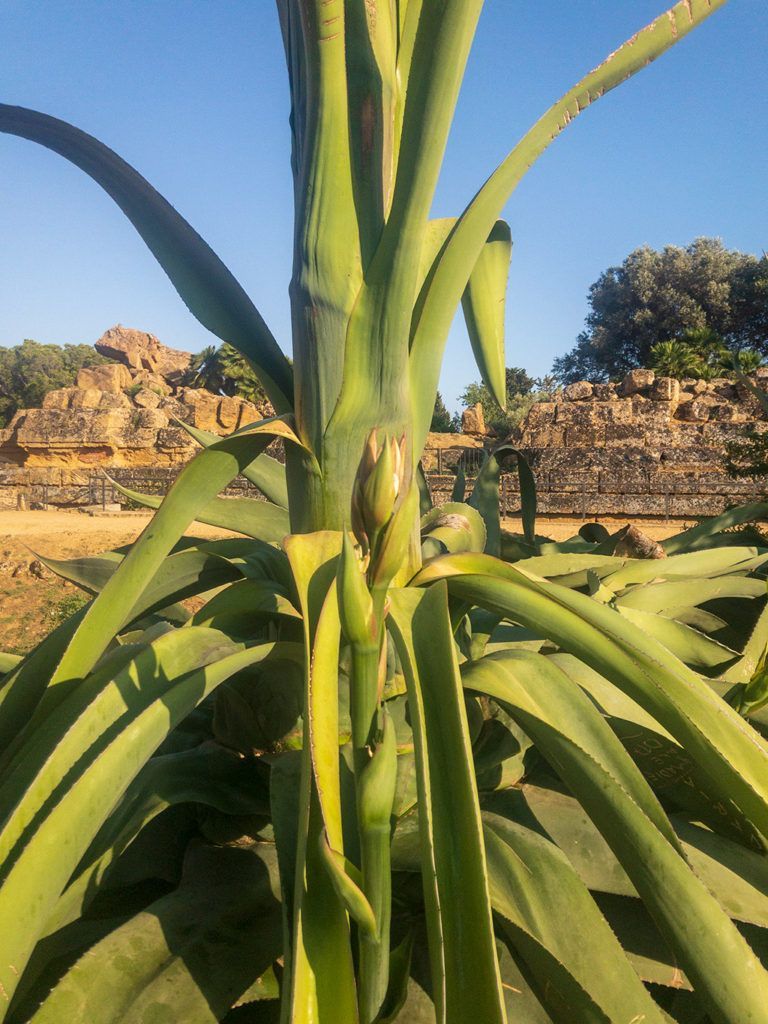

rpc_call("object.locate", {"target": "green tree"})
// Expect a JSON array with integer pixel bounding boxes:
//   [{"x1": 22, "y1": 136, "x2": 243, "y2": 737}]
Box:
[
  {"x1": 430, "y1": 390, "x2": 456, "y2": 432},
  {"x1": 0, "y1": 339, "x2": 106, "y2": 426},
  {"x1": 552, "y1": 239, "x2": 768, "y2": 383},
  {"x1": 460, "y1": 366, "x2": 553, "y2": 435},
  {"x1": 182, "y1": 342, "x2": 270, "y2": 406}
]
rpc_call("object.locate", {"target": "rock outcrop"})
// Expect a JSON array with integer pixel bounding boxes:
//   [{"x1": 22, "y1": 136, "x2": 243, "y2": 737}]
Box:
[
  {"x1": 0, "y1": 325, "x2": 273, "y2": 473},
  {"x1": 514, "y1": 368, "x2": 768, "y2": 517}
]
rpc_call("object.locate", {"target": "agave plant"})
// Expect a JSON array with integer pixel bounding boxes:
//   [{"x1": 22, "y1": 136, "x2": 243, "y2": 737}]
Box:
[{"x1": 3, "y1": 2, "x2": 768, "y2": 1023}]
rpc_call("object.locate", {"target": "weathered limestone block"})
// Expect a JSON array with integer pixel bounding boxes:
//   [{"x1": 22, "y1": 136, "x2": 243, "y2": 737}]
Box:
[
  {"x1": 237, "y1": 400, "x2": 261, "y2": 430},
  {"x1": 177, "y1": 389, "x2": 221, "y2": 432},
  {"x1": 604, "y1": 423, "x2": 641, "y2": 445},
  {"x1": 564, "y1": 425, "x2": 605, "y2": 446},
  {"x1": 99, "y1": 391, "x2": 132, "y2": 410},
  {"x1": 598, "y1": 470, "x2": 649, "y2": 494},
  {"x1": 668, "y1": 495, "x2": 728, "y2": 517},
  {"x1": 76, "y1": 362, "x2": 133, "y2": 392},
  {"x1": 217, "y1": 396, "x2": 241, "y2": 430},
  {"x1": 525, "y1": 402, "x2": 556, "y2": 426},
  {"x1": 70, "y1": 388, "x2": 104, "y2": 410},
  {"x1": 676, "y1": 399, "x2": 712, "y2": 423},
  {"x1": 631, "y1": 397, "x2": 672, "y2": 425},
  {"x1": 593, "y1": 383, "x2": 617, "y2": 401},
  {"x1": 563, "y1": 381, "x2": 593, "y2": 401},
  {"x1": 692, "y1": 380, "x2": 709, "y2": 395},
  {"x1": 461, "y1": 403, "x2": 486, "y2": 436},
  {"x1": 133, "y1": 388, "x2": 163, "y2": 409},
  {"x1": 42, "y1": 388, "x2": 75, "y2": 410},
  {"x1": 547, "y1": 470, "x2": 599, "y2": 493},
  {"x1": 130, "y1": 370, "x2": 173, "y2": 395},
  {"x1": 156, "y1": 426, "x2": 196, "y2": 452},
  {"x1": 619, "y1": 368, "x2": 655, "y2": 395},
  {"x1": 649, "y1": 471, "x2": 699, "y2": 494},
  {"x1": 519, "y1": 425, "x2": 566, "y2": 448},
  {"x1": 121, "y1": 408, "x2": 167, "y2": 448},
  {"x1": 650, "y1": 377, "x2": 680, "y2": 404},
  {"x1": 95, "y1": 325, "x2": 192, "y2": 380}
]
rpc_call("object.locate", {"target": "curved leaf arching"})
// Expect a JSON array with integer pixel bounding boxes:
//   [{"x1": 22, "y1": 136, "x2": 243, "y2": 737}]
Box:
[
  {"x1": 409, "y1": 0, "x2": 727, "y2": 450},
  {"x1": 0, "y1": 104, "x2": 293, "y2": 412}
]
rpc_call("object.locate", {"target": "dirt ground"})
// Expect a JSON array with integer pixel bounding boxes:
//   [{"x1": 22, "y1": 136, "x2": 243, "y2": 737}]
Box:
[{"x1": 0, "y1": 509, "x2": 691, "y2": 656}]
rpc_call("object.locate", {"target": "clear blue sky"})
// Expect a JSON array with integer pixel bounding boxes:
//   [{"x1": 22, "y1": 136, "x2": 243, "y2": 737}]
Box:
[{"x1": 1, "y1": 1, "x2": 766, "y2": 410}]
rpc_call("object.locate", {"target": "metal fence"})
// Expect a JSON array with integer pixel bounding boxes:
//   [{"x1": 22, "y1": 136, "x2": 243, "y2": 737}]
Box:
[{"x1": 22, "y1": 446, "x2": 499, "y2": 510}]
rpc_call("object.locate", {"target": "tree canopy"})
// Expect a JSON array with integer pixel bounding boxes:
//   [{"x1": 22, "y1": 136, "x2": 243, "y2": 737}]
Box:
[
  {"x1": 552, "y1": 238, "x2": 768, "y2": 383},
  {"x1": 182, "y1": 343, "x2": 270, "y2": 406},
  {"x1": 0, "y1": 340, "x2": 107, "y2": 427}
]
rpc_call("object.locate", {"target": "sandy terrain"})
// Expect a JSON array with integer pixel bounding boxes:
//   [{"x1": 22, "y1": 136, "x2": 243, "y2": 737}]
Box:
[{"x1": 0, "y1": 509, "x2": 690, "y2": 656}]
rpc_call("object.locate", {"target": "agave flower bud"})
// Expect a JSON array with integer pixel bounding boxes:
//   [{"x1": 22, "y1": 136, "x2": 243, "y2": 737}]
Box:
[
  {"x1": 358, "y1": 710, "x2": 397, "y2": 828},
  {"x1": 337, "y1": 530, "x2": 374, "y2": 646},
  {"x1": 351, "y1": 431, "x2": 408, "y2": 551},
  {"x1": 370, "y1": 483, "x2": 418, "y2": 588}
]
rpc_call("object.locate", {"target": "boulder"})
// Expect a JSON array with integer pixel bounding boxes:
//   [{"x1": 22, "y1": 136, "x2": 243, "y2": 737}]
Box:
[
  {"x1": 461, "y1": 403, "x2": 486, "y2": 436},
  {"x1": 42, "y1": 388, "x2": 76, "y2": 411},
  {"x1": 95, "y1": 325, "x2": 192, "y2": 381},
  {"x1": 69, "y1": 388, "x2": 105, "y2": 410},
  {"x1": 593, "y1": 383, "x2": 617, "y2": 401},
  {"x1": 650, "y1": 377, "x2": 680, "y2": 403},
  {"x1": 217, "y1": 395, "x2": 242, "y2": 431},
  {"x1": 563, "y1": 381, "x2": 593, "y2": 402},
  {"x1": 619, "y1": 368, "x2": 655, "y2": 396},
  {"x1": 76, "y1": 362, "x2": 133, "y2": 392},
  {"x1": 133, "y1": 388, "x2": 163, "y2": 410}
]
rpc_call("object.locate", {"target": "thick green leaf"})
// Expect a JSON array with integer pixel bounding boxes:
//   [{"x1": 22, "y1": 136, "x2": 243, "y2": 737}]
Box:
[
  {"x1": 414, "y1": 553, "x2": 768, "y2": 844},
  {"x1": 44, "y1": 740, "x2": 276, "y2": 936},
  {"x1": 0, "y1": 105, "x2": 293, "y2": 411},
  {"x1": 27, "y1": 843, "x2": 283, "y2": 1024},
  {"x1": 462, "y1": 651, "x2": 768, "y2": 1024},
  {"x1": 663, "y1": 502, "x2": 768, "y2": 554},
  {"x1": 460, "y1": 221, "x2": 511, "y2": 410},
  {"x1": 469, "y1": 446, "x2": 535, "y2": 556},
  {"x1": 615, "y1": 576, "x2": 766, "y2": 613},
  {"x1": 108, "y1": 476, "x2": 290, "y2": 543},
  {"x1": 388, "y1": 584, "x2": 506, "y2": 1024},
  {"x1": 0, "y1": 632, "x2": 288, "y2": 1010},
  {"x1": 281, "y1": 532, "x2": 359, "y2": 1024},
  {"x1": 409, "y1": 0, "x2": 727, "y2": 453},
  {"x1": 48, "y1": 419, "x2": 298, "y2": 686},
  {"x1": 420, "y1": 502, "x2": 486, "y2": 557},
  {"x1": 616, "y1": 606, "x2": 739, "y2": 670},
  {"x1": 483, "y1": 814, "x2": 667, "y2": 1023},
  {"x1": 179, "y1": 421, "x2": 290, "y2": 508}
]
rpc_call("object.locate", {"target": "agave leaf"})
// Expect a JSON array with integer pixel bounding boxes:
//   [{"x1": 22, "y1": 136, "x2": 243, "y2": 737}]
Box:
[
  {"x1": 460, "y1": 221, "x2": 511, "y2": 410},
  {"x1": 483, "y1": 814, "x2": 668, "y2": 1024},
  {"x1": 412, "y1": 553, "x2": 768, "y2": 844},
  {"x1": 388, "y1": 584, "x2": 507, "y2": 1024},
  {"x1": 0, "y1": 105, "x2": 293, "y2": 411},
  {"x1": 107, "y1": 476, "x2": 290, "y2": 543},
  {"x1": 44, "y1": 740, "x2": 279, "y2": 936},
  {"x1": 421, "y1": 502, "x2": 486, "y2": 557},
  {"x1": 26, "y1": 843, "x2": 283, "y2": 1024},
  {"x1": 0, "y1": 654, "x2": 21, "y2": 676},
  {"x1": 462, "y1": 651, "x2": 768, "y2": 1023},
  {"x1": 721, "y1": 601, "x2": 768, "y2": 685},
  {"x1": 190, "y1": 577, "x2": 301, "y2": 634},
  {"x1": 601, "y1": 546, "x2": 768, "y2": 592},
  {"x1": 500, "y1": 782, "x2": 768, "y2": 930},
  {"x1": 614, "y1": 575, "x2": 766, "y2": 613},
  {"x1": 409, "y1": 0, "x2": 727, "y2": 452},
  {"x1": 38, "y1": 546, "x2": 243, "y2": 606},
  {"x1": 0, "y1": 633, "x2": 291, "y2": 1010},
  {"x1": 281, "y1": 532, "x2": 359, "y2": 1023},
  {"x1": 469, "y1": 446, "x2": 535, "y2": 556},
  {"x1": 179, "y1": 420, "x2": 290, "y2": 508},
  {"x1": 616, "y1": 606, "x2": 739, "y2": 670},
  {"x1": 49, "y1": 419, "x2": 298, "y2": 687},
  {"x1": 662, "y1": 502, "x2": 768, "y2": 554}
]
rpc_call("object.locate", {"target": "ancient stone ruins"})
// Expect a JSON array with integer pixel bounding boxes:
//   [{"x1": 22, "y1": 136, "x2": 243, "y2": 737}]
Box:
[
  {"x1": 516, "y1": 369, "x2": 768, "y2": 517},
  {"x1": 1, "y1": 326, "x2": 766, "y2": 516},
  {"x1": 0, "y1": 326, "x2": 272, "y2": 508}
]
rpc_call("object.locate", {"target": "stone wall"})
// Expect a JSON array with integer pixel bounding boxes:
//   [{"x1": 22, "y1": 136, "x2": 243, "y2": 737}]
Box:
[
  {"x1": 0, "y1": 326, "x2": 271, "y2": 473},
  {"x1": 514, "y1": 368, "x2": 768, "y2": 517}
]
